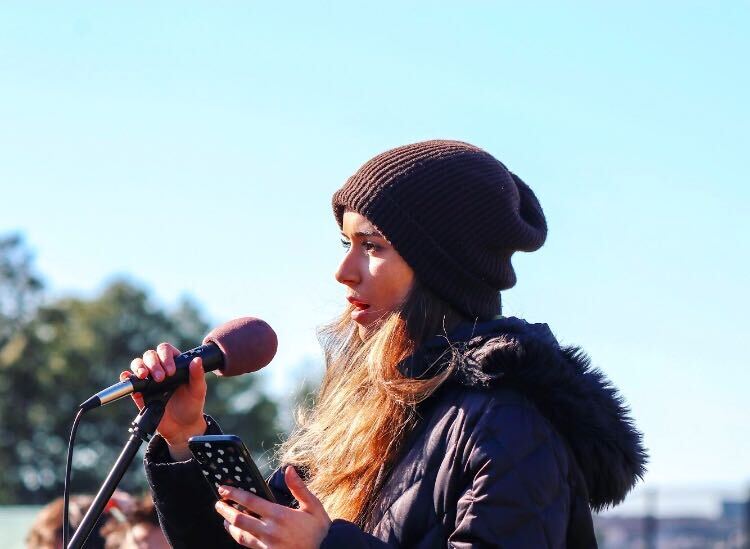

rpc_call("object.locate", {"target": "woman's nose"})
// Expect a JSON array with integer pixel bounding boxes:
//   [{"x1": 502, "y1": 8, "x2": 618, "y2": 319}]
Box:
[{"x1": 335, "y1": 250, "x2": 360, "y2": 286}]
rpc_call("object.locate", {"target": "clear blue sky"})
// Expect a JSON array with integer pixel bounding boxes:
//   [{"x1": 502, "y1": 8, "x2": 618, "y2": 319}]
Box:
[{"x1": 1, "y1": 2, "x2": 748, "y2": 509}]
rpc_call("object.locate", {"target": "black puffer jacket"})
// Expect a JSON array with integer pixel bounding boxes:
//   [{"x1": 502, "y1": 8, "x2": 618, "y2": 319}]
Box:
[{"x1": 145, "y1": 317, "x2": 647, "y2": 548}]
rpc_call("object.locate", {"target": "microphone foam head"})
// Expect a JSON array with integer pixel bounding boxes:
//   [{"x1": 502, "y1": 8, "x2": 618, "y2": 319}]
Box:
[{"x1": 203, "y1": 317, "x2": 277, "y2": 376}]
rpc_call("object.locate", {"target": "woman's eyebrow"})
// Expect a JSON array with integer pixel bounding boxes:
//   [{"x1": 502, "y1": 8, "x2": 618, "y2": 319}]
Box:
[{"x1": 340, "y1": 230, "x2": 384, "y2": 239}]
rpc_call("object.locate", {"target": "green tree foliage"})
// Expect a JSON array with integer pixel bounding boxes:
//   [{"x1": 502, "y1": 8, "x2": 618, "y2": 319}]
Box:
[
  {"x1": 0, "y1": 234, "x2": 44, "y2": 346},
  {"x1": 0, "y1": 235, "x2": 281, "y2": 504}
]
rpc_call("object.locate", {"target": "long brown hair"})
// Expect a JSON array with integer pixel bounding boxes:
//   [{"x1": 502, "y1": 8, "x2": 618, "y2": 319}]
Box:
[{"x1": 278, "y1": 281, "x2": 466, "y2": 525}]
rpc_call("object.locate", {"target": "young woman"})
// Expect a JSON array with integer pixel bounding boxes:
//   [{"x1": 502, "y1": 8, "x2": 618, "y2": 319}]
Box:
[{"x1": 131, "y1": 140, "x2": 647, "y2": 548}]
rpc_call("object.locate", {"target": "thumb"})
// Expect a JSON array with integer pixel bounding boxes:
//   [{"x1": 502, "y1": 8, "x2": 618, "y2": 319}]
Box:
[{"x1": 285, "y1": 466, "x2": 323, "y2": 514}]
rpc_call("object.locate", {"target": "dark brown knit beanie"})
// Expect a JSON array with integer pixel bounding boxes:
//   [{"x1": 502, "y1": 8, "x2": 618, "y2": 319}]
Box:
[{"x1": 332, "y1": 140, "x2": 547, "y2": 320}]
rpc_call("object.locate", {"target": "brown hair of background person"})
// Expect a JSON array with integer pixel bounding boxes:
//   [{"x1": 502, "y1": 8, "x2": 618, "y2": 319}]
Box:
[
  {"x1": 25, "y1": 495, "x2": 105, "y2": 549},
  {"x1": 100, "y1": 494, "x2": 169, "y2": 549}
]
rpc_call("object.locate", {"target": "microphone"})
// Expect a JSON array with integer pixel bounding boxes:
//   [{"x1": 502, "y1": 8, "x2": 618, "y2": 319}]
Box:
[{"x1": 78, "y1": 317, "x2": 278, "y2": 412}]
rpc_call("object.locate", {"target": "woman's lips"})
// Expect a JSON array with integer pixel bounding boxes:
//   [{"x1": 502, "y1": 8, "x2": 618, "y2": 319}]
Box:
[
  {"x1": 347, "y1": 297, "x2": 371, "y2": 321},
  {"x1": 347, "y1": 296, "x2": 369, "y2": 308}
]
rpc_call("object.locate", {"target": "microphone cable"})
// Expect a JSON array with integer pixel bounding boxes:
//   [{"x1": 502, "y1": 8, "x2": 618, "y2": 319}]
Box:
[{"x1": 63, "y1": 407, "x2": 85, "y2": 548}]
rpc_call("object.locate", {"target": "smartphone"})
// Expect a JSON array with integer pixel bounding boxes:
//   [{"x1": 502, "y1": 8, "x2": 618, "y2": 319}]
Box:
[{"x1": 188, "y1": 434, "x2": 276, "y2": 507}]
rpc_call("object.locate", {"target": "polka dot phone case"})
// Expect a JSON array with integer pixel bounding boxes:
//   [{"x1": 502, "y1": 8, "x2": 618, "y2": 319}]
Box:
[{"x1": 188, "y1": 434, "x2": 276, "y2": 505}]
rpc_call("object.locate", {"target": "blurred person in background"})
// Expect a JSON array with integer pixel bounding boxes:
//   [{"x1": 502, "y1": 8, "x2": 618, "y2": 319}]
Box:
[
  {"x1": 25, "y1": 491, "x2": 134, "y2": 549},
  {"x1": 101, "y1": 494, "x2": 169, "y2": 549},
  {"x1": 25, "y1": 492, "x2": 134, "y2": 549},
  {"x1": 128, "y1": 140, "x2": 647, "y2": 547}
]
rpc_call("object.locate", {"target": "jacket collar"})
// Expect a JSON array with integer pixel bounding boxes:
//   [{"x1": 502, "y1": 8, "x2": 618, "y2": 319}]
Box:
[{"x1": 400, "y1": 316, "x2": 647, "y2": 511}]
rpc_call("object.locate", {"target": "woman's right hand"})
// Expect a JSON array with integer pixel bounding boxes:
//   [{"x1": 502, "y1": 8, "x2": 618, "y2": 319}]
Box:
[{"x1": 123, "y1": 342, "x2": 208, "y2": 461}]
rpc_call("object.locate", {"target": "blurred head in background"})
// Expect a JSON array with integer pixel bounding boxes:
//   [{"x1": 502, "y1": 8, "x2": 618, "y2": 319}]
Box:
[
  {"x1": 25, "y1": 494, "x2": 105, "y2": 549},
  {"x1": 101, "y1": 494, "x2": 168, "y2": 549}
]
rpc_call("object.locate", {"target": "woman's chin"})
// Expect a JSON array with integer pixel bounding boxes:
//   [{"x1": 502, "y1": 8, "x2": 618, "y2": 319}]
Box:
[
  {"x1": 351, "y1": 308, "x2": 390, "y2": 340},
  {"x1": 356, "y1": 324, "x2": 371, "y2": 341}
]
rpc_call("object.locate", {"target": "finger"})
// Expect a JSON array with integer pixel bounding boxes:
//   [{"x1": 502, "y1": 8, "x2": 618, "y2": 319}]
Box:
[
  {"x1": 156, "y1": 342, "x2": 180, "y2": 376},
  {"x1": 215, "y1": 500, "x2": 268, "y2": 534},
  {"x1": 120, "y1": 370, "x2": 139, "y2": 401},
  {"x1": 125, "y1": 367, "x2": 145, "y2": 410},
  {"x1": 222, "y1": 520, "x2": 265, "y2": 548},
  {"x1": 186, "y1": 358, "x2": 207, "y2": 400},
  {"x1": 123, "y1": 370, "x2": 145, "y2": 409},
  {"x1": 143, "y1": 349, "x2": 165, "y2": 382},
  {"x1": 216, "y1": 500, "x2": 269, "y2": 548},
  {"x1": 218, "y1": 485, "x2": 278, "y2": 520},
  {"x1": 130, "y1": 358, "x2": 148, "y2": 379},
  {"x1": 285, "y1": 466, "x2": 324, "y2": 514},
  {"x1": 129, "y1": 391, "x2": 145, "y2": 411}
]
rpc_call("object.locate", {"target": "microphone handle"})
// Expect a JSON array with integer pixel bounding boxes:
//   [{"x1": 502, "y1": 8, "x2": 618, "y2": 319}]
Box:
[
  {"x1": 130, "y1": 343, "x2": 224, "y2": 395},
  {"x1": 79, "y1": 343, "x2": 224, "y2": 411}
]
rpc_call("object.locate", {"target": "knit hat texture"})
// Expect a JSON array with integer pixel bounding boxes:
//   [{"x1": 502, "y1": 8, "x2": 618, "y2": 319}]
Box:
[{"x1": 332, "y1": 140, "x2": 547, "y2": 320}]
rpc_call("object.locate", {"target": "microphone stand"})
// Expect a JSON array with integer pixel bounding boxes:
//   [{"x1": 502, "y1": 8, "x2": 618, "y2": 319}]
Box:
[{"x1": 67, "y1": 390, "x2": 173, "y2": 549}]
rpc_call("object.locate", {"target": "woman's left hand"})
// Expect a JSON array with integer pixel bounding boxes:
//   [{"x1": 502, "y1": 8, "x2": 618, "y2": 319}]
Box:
[{"x1": 215, "y1": 466, "x2": 331, "y2": 549}]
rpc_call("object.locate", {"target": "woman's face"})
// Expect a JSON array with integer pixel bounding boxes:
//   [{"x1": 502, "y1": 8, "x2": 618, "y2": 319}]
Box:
[{"x1": 336, "y1": 210, "x2": 414, "y2": 339}]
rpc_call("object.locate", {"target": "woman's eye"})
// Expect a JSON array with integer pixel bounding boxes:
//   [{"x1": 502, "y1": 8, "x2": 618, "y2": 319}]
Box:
[
  {"x1": 362, "y1": 241, "x2": 380, "y2": 253},
  {"x1": 340, "y1": 238, "x2": 381, "y2": 253}
]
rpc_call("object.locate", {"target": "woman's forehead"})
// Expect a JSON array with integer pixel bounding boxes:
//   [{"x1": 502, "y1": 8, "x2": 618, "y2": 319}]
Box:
[{"x1": 342, "y1": 210, "x2": 380, "y2": 234}]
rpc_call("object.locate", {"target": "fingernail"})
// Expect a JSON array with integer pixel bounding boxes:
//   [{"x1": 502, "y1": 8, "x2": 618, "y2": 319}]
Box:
[
  {"x1": 218, "y1": 486, "x2": 229, "y2": 496},
  {"x1": 138, "y1": 368, "x2": 148, "y2": 378}
]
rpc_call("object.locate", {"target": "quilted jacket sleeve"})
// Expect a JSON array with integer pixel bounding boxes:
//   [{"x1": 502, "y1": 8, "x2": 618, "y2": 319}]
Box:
[{"x1": 448, "y1": 397, "x2": 575, "y2": 549}]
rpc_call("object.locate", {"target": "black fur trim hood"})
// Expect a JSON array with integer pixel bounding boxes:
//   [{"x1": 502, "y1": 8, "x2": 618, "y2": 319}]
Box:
[{"x1": 401, "y1": 316, "x2": 648, "y2": 512}]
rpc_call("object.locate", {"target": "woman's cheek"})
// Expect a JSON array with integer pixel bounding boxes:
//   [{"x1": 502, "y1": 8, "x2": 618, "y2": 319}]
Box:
[{"x1": 368, "y1": 256, "x2": 385, "y2": 277}]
